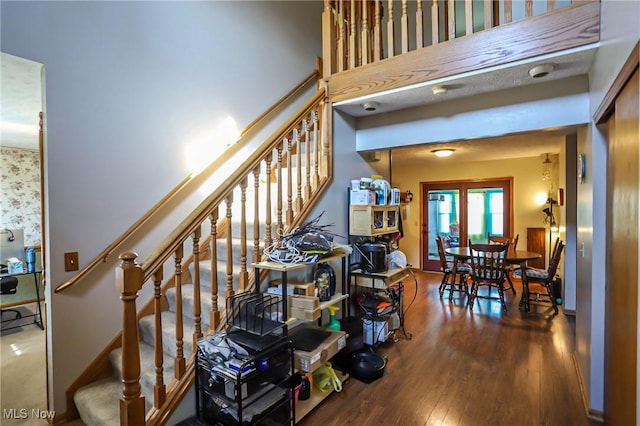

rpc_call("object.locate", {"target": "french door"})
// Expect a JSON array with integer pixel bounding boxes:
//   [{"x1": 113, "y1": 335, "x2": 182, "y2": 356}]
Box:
[{"x1": 421, "y1": 178, "x2": 513, "y2": 271}]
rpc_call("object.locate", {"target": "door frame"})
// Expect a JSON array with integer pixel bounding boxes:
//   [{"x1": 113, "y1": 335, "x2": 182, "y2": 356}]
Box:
[{"x1": 420, "y1": 177, "x2": 514, "y2": 271}]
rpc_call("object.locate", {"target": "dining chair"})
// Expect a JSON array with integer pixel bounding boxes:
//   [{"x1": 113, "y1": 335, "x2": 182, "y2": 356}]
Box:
[
  {"x1": 516, "y1": 238, "x2": 565, "y2": 314},
  {"x1": 487, "y1": 233, "x2": 519, "y2": 294},
  {"x1": 467, "y1": 242, "x2": 509, "y2": 312},
  {"x1": 436, "y1": 235, "x2": 471, "y2": 302}
]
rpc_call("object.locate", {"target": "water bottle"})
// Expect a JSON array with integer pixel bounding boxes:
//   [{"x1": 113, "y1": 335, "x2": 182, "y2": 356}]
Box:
[{"x1": 25, "y1": 246, "x2": 36, "y2": 273}]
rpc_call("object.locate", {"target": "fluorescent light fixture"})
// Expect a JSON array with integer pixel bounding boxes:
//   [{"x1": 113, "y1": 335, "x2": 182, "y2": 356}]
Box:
[{"x1": 431, "y1": 149, "x2": 455, "y2": 157}]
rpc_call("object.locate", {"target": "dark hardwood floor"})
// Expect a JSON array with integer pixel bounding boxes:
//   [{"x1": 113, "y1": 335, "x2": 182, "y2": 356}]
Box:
[{"x1": 299, "y1": 271, "x2": 599, "y2": 426}]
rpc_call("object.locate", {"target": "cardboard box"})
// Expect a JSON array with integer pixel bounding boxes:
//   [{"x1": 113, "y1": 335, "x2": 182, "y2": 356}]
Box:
[
  {"x1": 289, "y1": 306, "x2": 321, "y2": 321},
  {"x1": 289, "y1": 295, "x2": 320, "y2": 309},
  {"x1": 291, "y1": 326, "x2": 347, "y2": 372},
  {"x1": 268, "y1": 281, "x2": 316, "y2": 297},
  {"x1": 350, "y1": 189, "x2": 376, "y2": 205}
]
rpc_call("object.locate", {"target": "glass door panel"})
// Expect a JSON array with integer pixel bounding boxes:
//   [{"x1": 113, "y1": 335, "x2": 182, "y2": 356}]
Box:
[
  {"x1": 424, "y1": 189, "x2": 459, "y2": 271},
  {"x1": 422, "y1": 179, "x2": 511, "y2": 271}
]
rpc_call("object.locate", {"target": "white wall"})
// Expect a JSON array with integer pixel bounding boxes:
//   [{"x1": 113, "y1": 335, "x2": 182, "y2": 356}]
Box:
[
  {"x1": 582, "y1": 0, "x2": 640, "y2": 416},
  {"x1": 1, "y1": 0, "x2": 323, "y2": 414}
]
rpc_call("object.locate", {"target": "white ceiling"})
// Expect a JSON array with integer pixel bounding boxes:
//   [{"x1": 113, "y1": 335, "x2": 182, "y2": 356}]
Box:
[
  {"x1": 1, "y1": 53, "x2": 43, "y2": 150},
  {"x1": 334, "y1": 45, "x2": 597, "y2": 164},
  {"x1": 1, "y1": 45, "x2": 596, "y2": 159}
]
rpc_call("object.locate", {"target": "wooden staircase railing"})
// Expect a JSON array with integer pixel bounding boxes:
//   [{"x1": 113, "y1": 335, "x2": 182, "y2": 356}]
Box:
[
  {"x1": 115, "y1": 86, "x2": 333, "y2": 425},
  {"x1": 321, "y1": 0, "x2": 597, "y2": 79},
  {"x1": 55, "y1": 70, "x2": 320, "y2": 294}
]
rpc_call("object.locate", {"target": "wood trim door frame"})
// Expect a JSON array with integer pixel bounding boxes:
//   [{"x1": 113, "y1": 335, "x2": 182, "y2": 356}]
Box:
[{"x1": 420, "y1": 177, "x2": 513, "y2": 271}]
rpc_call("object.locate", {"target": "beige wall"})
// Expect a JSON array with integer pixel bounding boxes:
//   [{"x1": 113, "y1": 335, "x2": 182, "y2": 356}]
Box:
[{"x1": 392, "y1": 153, "x2": 564, "y2": 270}]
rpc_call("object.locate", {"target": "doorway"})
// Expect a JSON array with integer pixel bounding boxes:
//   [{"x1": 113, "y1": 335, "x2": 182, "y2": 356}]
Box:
[
  {"x1": 0, "y1": 52, "x2": 49, "y2": 415},
  {"x1": 421, "y1": 178, "x2": 513, "y2": 271}
]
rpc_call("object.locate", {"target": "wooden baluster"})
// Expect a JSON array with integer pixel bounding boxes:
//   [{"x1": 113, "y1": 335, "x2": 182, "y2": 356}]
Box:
[
  {"x1": 387, "y1": 0, "x2": 395, "y2": 58},
  {"x1": 312, "y1": 110, "x2": 320, "y2": 188},
  {"x1": 465, "y1": 0, "x2": 473, "y2": 36},
  {"x1": 448, "y1": 0, "x2": 456, "y2": 40},
  {"x1": 239, "y1": 178, "x2": 248, "y2": 291},
  {"x1": 349, "y1": 0, "x2": 357, "y2": 69},
  {"x1": 209, "y1": 208, "x2": 220, "y2": 329},
  {"x1": 525, "y1": 0, "x2": 533, "y2": 18},
  {"x1": 225, "y1": 194, "x2": 234, "y2": 297},
  {"x1": 322, "y1": 0, "x2": 335, "y2": 77},
  {"x1": 547, "y1": 0, "x2": 556, "y2": 12},
  {"x1": 252, "y1": 165, "x2": 261, "y2": 264},
  {"x1": 374, "y1": 0, "x2": 382, "y2": 61},
  {"x1": 484, "y1": 0, "x2": 493, "y2": 30},
  {"x1": 504, "y1": 0, "x2": 512, "y2": 24},
  {"x1": 173, "y1": 245, "x2": 185, "y2": 379},
  {"x1": 361, "y1": 0, "x2": 370, "y2": 65},
  {"x1": 401, "y1": 0, "x2": 408, "y2": 53},
  {"x1": 265, "y1": 155, "x2": 273, "y2": 248},
  {"x1": 117, "y1": 252, "x2": 145, "y2": 426},
  {"x1": 304, "y1": 118, "x2": 312, "y2": 200},
  {"x1": 432, "y1": 0, "x2": 439, "y2": 45},
  {"x1": 295, "y1": 127, "x2": 303, "y2": 215},
  {"x1": 287, "y1": 132, "x2": 295, "y2": 225},
  {"x1": 336, "y1": 0, "x2": 346, "y2": 72},
  {"x1": 276, "y1": 143, "x2": 284, "y2": 239},
  {"x1": 416, "y1": 0, "x2": 423, "y2": 49},
  {"x1": 152, "y1": 269, "x2": 166, "y2": 409},
  {"x1": 192, "y1": 227, "x2": 203, "y2": 343},
  {"x1": 320, "y1": 95, "x2": 332, "y2": 178}
]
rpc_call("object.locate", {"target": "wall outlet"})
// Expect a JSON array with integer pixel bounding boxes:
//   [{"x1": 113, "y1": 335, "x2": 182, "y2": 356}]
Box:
[{"x1": 64, "y1": 252, "x2": 79, "y2": 271}]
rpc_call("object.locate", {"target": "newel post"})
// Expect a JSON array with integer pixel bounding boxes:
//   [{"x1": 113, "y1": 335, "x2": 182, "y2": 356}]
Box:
[
  {"x1": 322, "y1": 0, "x2": 335, "y2": 78},
  {"x1": 116, "y1": 252, "x2": 146, "y2": 426}
]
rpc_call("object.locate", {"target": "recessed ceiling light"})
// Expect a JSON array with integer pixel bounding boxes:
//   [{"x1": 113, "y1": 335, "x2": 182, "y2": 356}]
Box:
[
  {"x1": 431, "y1": 149, "x2": 455, "y2": 157},
  {"x1": 528, "y1": 63, "x2": 555, "y2": 78}
]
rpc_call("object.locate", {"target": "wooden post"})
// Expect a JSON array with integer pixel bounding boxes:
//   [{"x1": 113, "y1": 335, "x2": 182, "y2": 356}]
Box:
[
  {"x1": 239, "y1": 177, "x2": 248, "y2": 291},
  {"x1": 322, "y1": 0, "x2": 335, "y2": 78},
  {"x1": 116, "y1": 252, "x2": 145, "y2": 426},
  {"x1": 152, "y1": 269, "x2": 166, "y2": 409},
  {"x1": 209, "y1": 208, "x2": 220, "y2": 329}
]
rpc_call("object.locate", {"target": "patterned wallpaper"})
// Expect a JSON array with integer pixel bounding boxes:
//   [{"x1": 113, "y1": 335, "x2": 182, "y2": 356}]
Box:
[{"x1": 0, "y1": 147, "x2": 42, "y2": 246}]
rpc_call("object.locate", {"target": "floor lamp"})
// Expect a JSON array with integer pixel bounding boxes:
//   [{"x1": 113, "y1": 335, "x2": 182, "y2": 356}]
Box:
[{"x1": 542, "y1": 197, "x2": 558, "y2": 266}]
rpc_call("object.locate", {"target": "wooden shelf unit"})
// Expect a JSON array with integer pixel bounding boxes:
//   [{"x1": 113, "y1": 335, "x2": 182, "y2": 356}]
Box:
[{"x1": 349, "y1": 205, "x2": 399, "y2": 236}]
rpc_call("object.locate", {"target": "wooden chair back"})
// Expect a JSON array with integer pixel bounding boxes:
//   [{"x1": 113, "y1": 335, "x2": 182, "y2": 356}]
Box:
[
  {"x1": 435, "y1": 235, "x2": 449, "y2": 271},
  {"x1": 547, "y1": 238, "x2": 565, "y2": 277},
  {"x1": 488, "y1": 233, "x2": 519, "y2": 250},
  {"x1": 469, "y1": 243, "x2": 508, "y2": 283}
]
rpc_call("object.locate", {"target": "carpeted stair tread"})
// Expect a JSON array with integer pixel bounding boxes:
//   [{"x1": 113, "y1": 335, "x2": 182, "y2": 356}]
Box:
[
  {"x1": 73, "y1": 377, "x2": 122, "y2": 426},
  {"x1": 164, "y1": 284, "x2": 220, "y2": 327},
  {"x1": 189, "y1": 261, "x2": 241, "y2": 293},
  {"x1": 138, "y1": 311, "x2": 198, "y2": 359},
  {"x1": 109, "y1": 342, "x2": 177, "y2": 407}
]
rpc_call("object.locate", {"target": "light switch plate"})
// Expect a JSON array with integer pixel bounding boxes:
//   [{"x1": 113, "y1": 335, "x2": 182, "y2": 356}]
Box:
[{"x1": 64, "y1": 252, "x2": 79, "y2": 271}]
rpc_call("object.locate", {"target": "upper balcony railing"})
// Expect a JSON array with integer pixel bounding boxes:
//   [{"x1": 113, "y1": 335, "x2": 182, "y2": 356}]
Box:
[{"x1": 322, "y1": 0, "x2": 600, "y2": 102}]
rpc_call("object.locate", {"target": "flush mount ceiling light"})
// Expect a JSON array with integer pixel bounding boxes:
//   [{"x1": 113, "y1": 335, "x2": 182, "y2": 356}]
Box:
[
  {"x1": 431, "y1": 148, "x2": 455, "y2": 157},
  {"x1": 432, "y1": 85, "x2": 448, "y2": 96},
  {"x1": 362, "y1": 101, "x2": 378, "y2": 112},
  {"x1": 528, "y1": 63, "x2": 555, "y2": 78}
]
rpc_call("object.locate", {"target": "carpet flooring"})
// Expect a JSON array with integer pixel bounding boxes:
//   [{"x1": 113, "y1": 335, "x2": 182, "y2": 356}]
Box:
[{"x1": 1, "y1": 303, "x2": 49, "y2": 426}]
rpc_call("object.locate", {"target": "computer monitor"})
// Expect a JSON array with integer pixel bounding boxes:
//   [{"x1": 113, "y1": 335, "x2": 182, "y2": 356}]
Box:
[{"x1": 0, "y1": 228, "x2": 25, "y2": 264}]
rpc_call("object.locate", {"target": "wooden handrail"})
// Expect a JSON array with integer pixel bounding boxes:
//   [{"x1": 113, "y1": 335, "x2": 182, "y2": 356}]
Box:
[
  {"x1": 140, "y1": 89, "x2": 326, "y2": 281},
  {"x1": 54, "y1": 70, "x2": 319, "y2": 293}
]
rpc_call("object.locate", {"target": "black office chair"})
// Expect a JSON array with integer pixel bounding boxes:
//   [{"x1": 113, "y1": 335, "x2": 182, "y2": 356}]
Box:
[{"x1": 1, "y1": 276, "x2": 21, "y2": 321}]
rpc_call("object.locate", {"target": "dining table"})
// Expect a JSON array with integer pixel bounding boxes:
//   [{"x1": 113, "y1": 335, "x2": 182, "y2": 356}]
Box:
[{"x1": 444, "y1": 246, "x2": 543, "y2": 311}]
